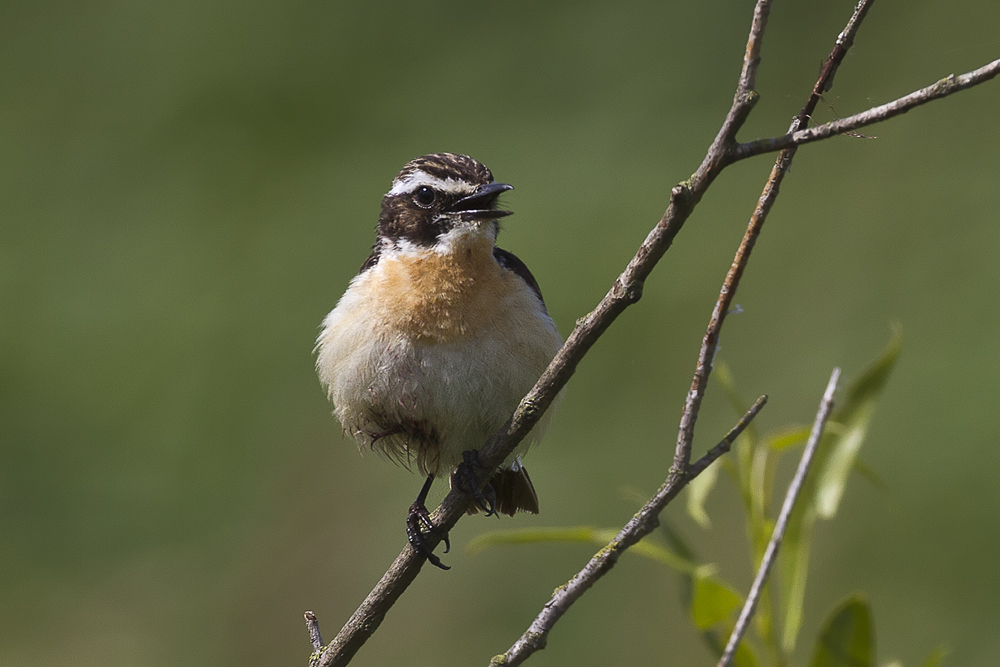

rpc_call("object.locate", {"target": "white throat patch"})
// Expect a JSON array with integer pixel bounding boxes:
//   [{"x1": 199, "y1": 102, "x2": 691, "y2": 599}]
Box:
[{"x1": 384, "y1": 221, "x2": 498, "y2": 258}]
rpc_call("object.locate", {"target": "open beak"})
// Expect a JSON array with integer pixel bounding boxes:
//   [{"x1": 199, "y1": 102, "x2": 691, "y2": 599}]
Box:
[{"x1": 447, "y1": 182, "x2": 514, "y2": 220}]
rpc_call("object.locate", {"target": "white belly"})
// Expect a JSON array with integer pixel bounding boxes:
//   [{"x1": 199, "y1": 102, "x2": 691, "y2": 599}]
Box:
[{"x1": 315, "y1": 245, "x2": 562, "y2": 475}]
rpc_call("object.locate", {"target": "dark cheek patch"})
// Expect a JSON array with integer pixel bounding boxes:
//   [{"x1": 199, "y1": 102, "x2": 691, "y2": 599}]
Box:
[{"x1": 378, "y1": 196, "x2": 451, "y2": 247}]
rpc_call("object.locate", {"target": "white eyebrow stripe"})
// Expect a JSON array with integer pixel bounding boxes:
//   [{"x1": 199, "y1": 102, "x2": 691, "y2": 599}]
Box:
[{"x1": 386, "y1": 170, "x2": 475, "y2": 197}]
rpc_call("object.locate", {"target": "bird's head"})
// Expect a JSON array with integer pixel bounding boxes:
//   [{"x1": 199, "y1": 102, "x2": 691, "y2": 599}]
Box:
[{"x1": 377, "y1": 153, "x2": 513, "y2": 251}]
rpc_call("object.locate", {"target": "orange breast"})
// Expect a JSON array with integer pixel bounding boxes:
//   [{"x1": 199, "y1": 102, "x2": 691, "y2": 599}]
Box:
[{"x1": 369, "y1": 238, "x2": 519, "y2": 343}]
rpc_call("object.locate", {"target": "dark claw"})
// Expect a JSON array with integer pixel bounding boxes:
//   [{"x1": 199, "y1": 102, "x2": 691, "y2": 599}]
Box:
[
  {"x1": 406, "y1": 474, "x2": 450, "y2": 569},
  {"x1": 407, "y1": 500, "x2": 450, "y2": 570},
  {"x1": 456, "y1": 450, "x2": 497, "y2": 517},
  {"x1": 482, "y1": 483, "x2": 499, "y2": 520}
]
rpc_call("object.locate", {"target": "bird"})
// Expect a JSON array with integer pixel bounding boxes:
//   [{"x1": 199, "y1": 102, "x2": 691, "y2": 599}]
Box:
[{"x1": 315, "y1": 153, "x2": 563, "y2": 569}]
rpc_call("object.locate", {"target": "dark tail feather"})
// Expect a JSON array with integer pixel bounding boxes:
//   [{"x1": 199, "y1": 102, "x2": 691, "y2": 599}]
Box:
[{"x1": 467, "y1": 465, "x2": 540, "y2": 517}]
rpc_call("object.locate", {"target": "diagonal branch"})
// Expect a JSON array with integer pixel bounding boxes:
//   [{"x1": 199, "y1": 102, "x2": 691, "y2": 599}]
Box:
[
  {"x1": 669, "y1": 0, "x2": 773, "y2": 479},
  {"x1": 493, "y1": 396, "x2": 769, "y2": 667},
  {"x1": 717, "y1": 368, "x2": 841, "y2": 667}
]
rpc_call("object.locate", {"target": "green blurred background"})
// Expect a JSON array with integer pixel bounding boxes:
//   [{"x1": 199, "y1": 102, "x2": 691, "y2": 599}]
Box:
[{"x1": 3, "y1": 0, "x2": 999, "y2": 665}]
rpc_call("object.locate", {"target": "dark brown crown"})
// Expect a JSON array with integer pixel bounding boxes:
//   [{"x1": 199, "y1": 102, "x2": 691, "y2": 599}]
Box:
[{"x1": 393, "y1": 153, "x2": 494, "y2": 187}]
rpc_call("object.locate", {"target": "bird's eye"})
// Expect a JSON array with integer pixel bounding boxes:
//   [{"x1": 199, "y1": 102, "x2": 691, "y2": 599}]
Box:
[{"x1": 414, "y1": 186, "x2": 436, "y2": 208}]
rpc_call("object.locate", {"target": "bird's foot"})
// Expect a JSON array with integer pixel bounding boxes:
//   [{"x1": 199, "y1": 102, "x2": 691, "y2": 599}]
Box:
[
  {"x1": 455, "y1": 450, "x2": 498, "y2": 517},
  {"x1": 406, "y1": 476, "x2": 450, "y2": 570}
]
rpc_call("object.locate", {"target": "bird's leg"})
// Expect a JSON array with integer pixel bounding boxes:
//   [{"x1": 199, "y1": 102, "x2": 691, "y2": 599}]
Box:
[
  {"x1": 406, "y1": 474, "x2": 450, "y2": 570},
  {"x1": 455, "y1": 450, "x2": 498, "y2": 517}
]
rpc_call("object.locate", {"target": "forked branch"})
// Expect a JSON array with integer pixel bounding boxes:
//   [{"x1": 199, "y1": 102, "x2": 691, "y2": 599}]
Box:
[
  {"x1": 493, "y1": 396, "x2": 768, "y2": 667},
  {"x1": 306, "y1": 0, "x2": 999, "y2": 663},
  {"x1": 732, "y1": 58, "x2": 1000, "y2": 162},
  {"x1": 500, "y1": 1, "x2": 868, "y2": 663}
]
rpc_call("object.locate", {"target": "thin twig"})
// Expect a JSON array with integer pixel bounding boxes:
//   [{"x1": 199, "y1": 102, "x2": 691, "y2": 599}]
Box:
[
  {"x1": 794, "y1": 0, "x2": 875, "y2": 133},
  {"x1": 493, "y1": 396, "x2": 768, "y2": 667},
  {"x1": 305, "y1": 611, "x2": 324, "y2": 651},
  {"x1": 688, "y1": 396, "x2": 768, "y2": 479},
  {"x1": 732, "y1": 57, "x2": 1000, "y2": 162},
  {"x1": 670, "y1": 0, "x2": 773, "y2": 478},
  {"x1": 717, "y1": 369, "x2": 841, "y2": 667},
  {"x1": 697, "y1": 0, "x2": 772, "y2": 185},
  {"x1": 305, "y1": 611, "x2": 325, "y2": 667}
]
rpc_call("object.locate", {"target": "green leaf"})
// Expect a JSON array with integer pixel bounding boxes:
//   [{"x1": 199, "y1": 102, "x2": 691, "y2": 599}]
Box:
[
  {"x1": 658, "y1": 522, "x2": 757, "y2": 667},
  {"x1": 687, "y1": 457, "x2": 720, "y2": 528},
  {"x1": 660, "y1": 519, "x2": 698, "y2": 563},
  {"x1": 852, "y1": 458, "x2": 887, "y2": 492},
  {"x1": 780, "y1": 501, "x2": 816, "y2": 653},
  {"x1": 815, "y1": 412, "x2": 870, "y2": 519},
  {"x1": 810, "y1": 596, "x2": 873, "y2": 667},
  {"x1": 838, "y1": 325, "x2": 903, "y2": 418},
  {"x1": 734, "y1": 642, "x2": 760, "y2": 667},
  {"x1": 919, "y1": 645, "x2": 949, "y2": 667},
  {"x1": 690, "y1": 575, "x2": 743, "y2": 630},
  {"x1": 715, "y1": 362, "x2": 754, "y2": 430},
  {"x1": 660, "y1": 520, "x2": 699, "y2": 612},
  {"x1": 467, "y1": 526, "x2": 704, "y2": 574},
  {"x1": 780, "y1": 329, "x2": 901, "y2": 652},
  {"x1": 816, "y1": 327, "x2": 901, "y2": 519},
  {"x1": 714, "y1": 363, "x2": 761, "y2": 538},
  {"x1": 467, "y1": 526, "x2": 597, "y2": 553},
  {"x1": 750, "y1": 443, "x2": 777, "y2": 555},
  {"x1": 764, "y1": 425, "x2": 811, "y2": 450},
  {"x1": 617, "y1": 534, "x2": 708, "y2": 575}
]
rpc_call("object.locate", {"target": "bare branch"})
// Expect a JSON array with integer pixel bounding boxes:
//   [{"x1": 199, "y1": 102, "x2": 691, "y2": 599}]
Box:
[
  {"x1": 305, "y1": 611, "x2": 324, "y2": 667},
  {"x1": 733, "y1": 57, "x2": 1000, "y2": 161},
  {"x1": 794, "y1": 0, "x2": 875, "y2": 134},
  {"x1": 701, "y1": 0, "x2": 772, "y2": 170},
  {"x1": 687, "y1": 395, "x2": 769, "y2": 479},
  {"x1": 307, "y1": 0, "x2": 997, "y2": 664},
  {"x1": 494, "y1": 396, "x2": 769, "y2": 667},
  {"x1": 674, "y1": 0, "x2": 875, "y2": 491},
  {"x1": 493, "y1": 3, "x2": 877, "y2": 664},
  {"x1": 717, "y1": 369, "x2": 841, "y2": 667},
  {"x1": 305, "y1": 611, "x2": 324, "y2": 652}
]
